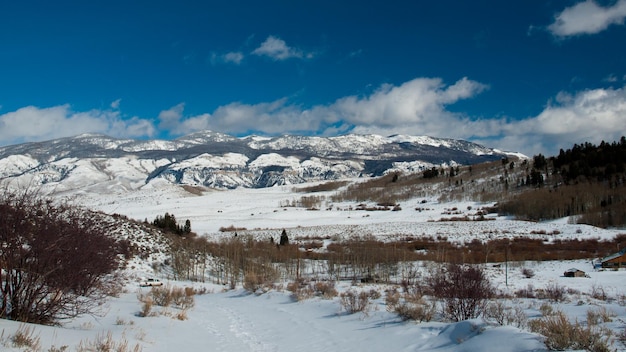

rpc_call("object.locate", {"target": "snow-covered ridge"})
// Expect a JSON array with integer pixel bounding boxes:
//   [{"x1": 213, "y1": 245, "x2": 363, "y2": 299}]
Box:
[{"x1": 0, "y1": 130, "x2": 513, "y2": 192}]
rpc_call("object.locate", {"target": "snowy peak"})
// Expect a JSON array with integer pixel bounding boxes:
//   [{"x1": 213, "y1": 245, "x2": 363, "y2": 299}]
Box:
[{"x1": 0, "y1": 131, "x2": 511, "y2": 191}]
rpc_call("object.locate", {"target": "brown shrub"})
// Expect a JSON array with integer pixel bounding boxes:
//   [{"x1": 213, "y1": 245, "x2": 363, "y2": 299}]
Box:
[
  {"x1": 427, "y1": 264, "x2": 493, "y2": 321},
  {"x1": 528, "y1": 310, "x2": 612, "y2": 352},
  {"x1": 339, "y1": 290, "x2": 374, "y2": 315}
]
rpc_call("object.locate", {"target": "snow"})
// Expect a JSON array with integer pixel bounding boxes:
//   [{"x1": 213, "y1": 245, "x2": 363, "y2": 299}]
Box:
[
  {"x1": 1, "y1": 181, "x2": 626, "y2": 351},
  {"x1": 172, "y1": 153, "x2": 249, "y2": 169},
  {"x1": 5, "y1": 258, "x2": 623, "y2": 351},
  {"x1": 249, "y1": 153, "x2": 301, "y2": 169},
  {"x1": 0, "y1": 154, "x2": 39, "y2": 177}
]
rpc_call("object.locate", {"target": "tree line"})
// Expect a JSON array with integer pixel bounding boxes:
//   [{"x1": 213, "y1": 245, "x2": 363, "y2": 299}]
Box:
[{"x1": 500, "y1": 137, "x2": 626, "y2": 227}]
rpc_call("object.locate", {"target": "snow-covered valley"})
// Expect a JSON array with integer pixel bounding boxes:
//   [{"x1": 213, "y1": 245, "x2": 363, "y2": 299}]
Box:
[{"x1": 1, "y1": 178, "x2": 625, "y2": 351}]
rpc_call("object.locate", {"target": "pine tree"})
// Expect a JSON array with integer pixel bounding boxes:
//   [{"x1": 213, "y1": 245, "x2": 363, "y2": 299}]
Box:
[{"x1": 279, "y1": 229, "x2": 289, "y2": 246}]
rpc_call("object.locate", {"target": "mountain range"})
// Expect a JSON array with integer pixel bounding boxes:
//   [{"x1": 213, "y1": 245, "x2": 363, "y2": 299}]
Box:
[{"x1": 0, "y1": 131, "x2": 513, "y2": 192}]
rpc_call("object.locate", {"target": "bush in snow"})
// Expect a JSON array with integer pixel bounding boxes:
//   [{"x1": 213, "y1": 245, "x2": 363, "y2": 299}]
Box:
[
  {"x1": 521, "y1": 267, "x2": 535, "y2": 278},
  {"x1": 483, "y1": 301, "x2": 527, "y2": 329},
  {"x1": 427, "y1": 264, "x2": 493, "y2": 321},
  {"x1": 542, "y1": 282, "x2": 566, "y2": 302},
  {"x1": 339, "y1": 289, "x2": 376, "y2": 315},
  {"x1": 0, "y1": 191, "x2": 127, "y2": 325},
  {"x1": 386, "y1": 288, "x2": 436, "y2": 322},
  {"x1": 528, "y1": 310, "x2": 612, "y2": 352}
]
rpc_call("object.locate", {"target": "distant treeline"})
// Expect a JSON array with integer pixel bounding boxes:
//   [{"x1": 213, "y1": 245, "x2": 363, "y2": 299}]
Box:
[
  {"x1": 552, "y1": 137, "x2": 626, "y2": 183},
  {"x1": 500, "y1": 137, "x2": 626, "y2": 228}
]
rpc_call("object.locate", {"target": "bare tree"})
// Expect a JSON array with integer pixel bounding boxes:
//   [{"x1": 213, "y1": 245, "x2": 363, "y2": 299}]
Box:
[
  {"x1": 0, "y1": 192, "x2": 126, "y2": 324},
  {"x1": 428, "y1": 264, "x2": 493, "y2": 321}
]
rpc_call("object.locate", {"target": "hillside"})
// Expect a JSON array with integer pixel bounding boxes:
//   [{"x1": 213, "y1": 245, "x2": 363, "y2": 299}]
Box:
[{"x1": 0, "y1": 131, "x2": 509, "y2": 192}]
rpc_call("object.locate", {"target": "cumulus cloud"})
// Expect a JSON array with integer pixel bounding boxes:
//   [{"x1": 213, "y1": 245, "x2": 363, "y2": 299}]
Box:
[
  {"x1": 487, "y1": 86, "x2": 626, "y2": 155},
  {"x1": 4, "y1": 78, "x2": 625, "y2": 157},
  {"x1": 157, "y1": 103, "x2": 185, "y2": 130},
  {"x1": 164, "y1": 78, "x2": 626, "y2": 156},
  {"x1": 252, "y1": 36, "x2": 310, "y2": 61},
  {"x1": 548, "y1": 0, "x2": 626, "y2": 37},
  {"x1": 162, "y1": 77, "x2": 489, "y2": 139},
  {"x1": 0, "y1": 104, "x2": 155, "y2": 146}
]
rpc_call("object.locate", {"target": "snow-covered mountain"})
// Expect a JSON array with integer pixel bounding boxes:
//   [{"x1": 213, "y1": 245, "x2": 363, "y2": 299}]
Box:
[{"x1": 0, "y1": 131, "x2": 511, "y2": 192}]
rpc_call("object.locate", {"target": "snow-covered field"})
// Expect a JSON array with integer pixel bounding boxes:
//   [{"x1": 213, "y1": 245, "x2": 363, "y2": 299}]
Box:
[{"x1": 2, "y1": 180, "x2": 626, "y2": 351}]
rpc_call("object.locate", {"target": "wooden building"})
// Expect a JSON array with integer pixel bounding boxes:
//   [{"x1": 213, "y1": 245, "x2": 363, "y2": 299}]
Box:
[
  {"x1": 563, "y1": 268, "x2": 587, "y2": 277},
  {"x1": 601, "y1": 248, "x2": 626, "y2": 269}
]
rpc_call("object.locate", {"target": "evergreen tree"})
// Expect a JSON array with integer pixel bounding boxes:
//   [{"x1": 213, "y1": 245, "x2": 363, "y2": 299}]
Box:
[{"x1": 279, "y1": 229, "x2": 289, "y2": 246}]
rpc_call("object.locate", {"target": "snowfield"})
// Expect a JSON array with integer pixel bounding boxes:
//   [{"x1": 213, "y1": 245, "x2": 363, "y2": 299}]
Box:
[{"x1": 1, "y1": 180, "x2": 625, "y2": 351}]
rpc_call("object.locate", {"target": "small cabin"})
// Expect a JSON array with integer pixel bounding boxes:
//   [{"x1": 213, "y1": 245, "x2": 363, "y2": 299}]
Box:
[
  {"x1": 563, "y1": 268, "x2": 587, "y2": 278},
  {"x1": 601, "y1": 248, "x2": 626, "y2": 269}
]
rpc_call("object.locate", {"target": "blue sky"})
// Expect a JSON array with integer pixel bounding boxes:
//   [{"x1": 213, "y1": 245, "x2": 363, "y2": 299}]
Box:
[{"x1": 1, "y1": 0, "x2": 625, "y2": 156}]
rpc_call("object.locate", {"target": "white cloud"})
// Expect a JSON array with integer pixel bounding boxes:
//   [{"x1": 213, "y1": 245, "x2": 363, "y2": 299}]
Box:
[
  {"x1": 157, "y1": 103, "x2": 185, "y2": 130},
  {"x1": 172, "y1": 78, "x2": 625, "y2": 157},
  {"x1": 165, "y1": 77, "x2": 489, "y2": 139},
  {"x1": 489, "y1": 86, "x2": 626, "y2": 155},
  {"x1": 0, "y1": 105, "x2": 155, "y2": 146},
  {"x1": 252, "y1": 36, "x2": 308, "y2": 61},
  {"x1": 549, "y1": 0, "x2": 626, "y2": 37},
  {"x1": 4, "y1": 79, "x2": 625, "y2": 158},
  {"x1": 210, "y1": 51, "x2": 245, "y2": 65},
  {"x1": 328, "y1": 78, "x2": 489, "y2": 138},
  {"x1": 223, "y1": 52, "x2": 244, "y2": 64}
]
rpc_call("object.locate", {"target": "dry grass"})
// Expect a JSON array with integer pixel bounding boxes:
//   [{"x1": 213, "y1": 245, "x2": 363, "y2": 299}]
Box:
[
  {"x1": 7, "y1": 324, "x2": 41, "y2": 350},
  {"x1": 386, "y1": 288, "x2": 436, "y2": 322},
  {"x1": 528, "y1": 310, "x2": 612, "y2": 352},
  {"x1": 76, "y1": 331, "x2": 142, "y2": 352},
  {"x1": 137, "y1": 285, "x2": 195, "y2": 318},
  {"x1": 339, "y1": 289, "x2": 377, "y2": 315},
  {"x1": 294, "y1": 180, "x2": 350, "y2": 193},
  {"x1": 587, "y1": 307, "x2": 615, "y2": 326},
  {"x1": 287, "y1": 279, "x2": 338, "y2": 301},
  {"x1": 181, "y1": 185, "x2": 206, "y2": 195}
]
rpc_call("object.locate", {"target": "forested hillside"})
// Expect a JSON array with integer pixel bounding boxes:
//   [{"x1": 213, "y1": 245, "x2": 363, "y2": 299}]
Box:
[{"x1": 500, "y1": 137, "x2": 626, "y2": 227}]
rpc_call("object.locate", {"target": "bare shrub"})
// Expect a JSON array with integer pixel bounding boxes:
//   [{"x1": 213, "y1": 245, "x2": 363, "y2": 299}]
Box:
[
  {"x1": 385, "y1": 289, "x2": 401, "y2": 310},
  {"x1": 515, "y1": 284, "x2": 536, "y2": 298},
  {"x1": 483, "y1": 301, "x2": 527, "y2": 328},
  {"x1": 590, "y1": 284, "x2": 608, "y2": 301},
  {"x1": 138, "y1": 296, "x2": 154, "y2": 317},
  {"x1": 291, "y1": 285, "x2": 315, "y2": 302},
  {"x1": 0, "y1": 191, "x2": 127, "y2": 324},
  {"x1": 586, "y1": 307, "x2": 615, "y2": 326},
  {"x1": 339, "y1": 290, "x2": 375, "y2": 315},
  {"x1": 287, "y1": 279, "x2": 317, "y2": 301},
  {"x1": 313, "y1": 281, "x2": 338, "y2": 299},
  {"x1": 543, "y1": 282, "x2": 566, "y2": 302},
  {"x1": 243, "y1": 266, "x2": 279, "y2": 294},
  {"x1": 395, "y1": 292, "x2": 436, "y2": 322},
  {"x1": 619, "y1": 327, "x2": 626, "y2": 346},
  {"x1": 219, "y1": 225, "x2": 247, "y2": 232},
  {"x1": 172, "y1": 287, "x2": 195, "y2": 310},
  {"x1": 138, "y1": 285, "x2": 195, "y2": 312},
  {"x1": 528, "y1": 310, "x2": 612, "y2": 352},
  {"x1": 521, "y1": 267, "x2": 535, "y2": 278},
  {"x1": 539, "y1": 303, "x2": 555, "y2": 316},
  {"x1": 150, "y1": 285, "x2": 174, "y2": 307},
  {"x1": 427, "y1": 264, "x2": 493, "y2": 321}
]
